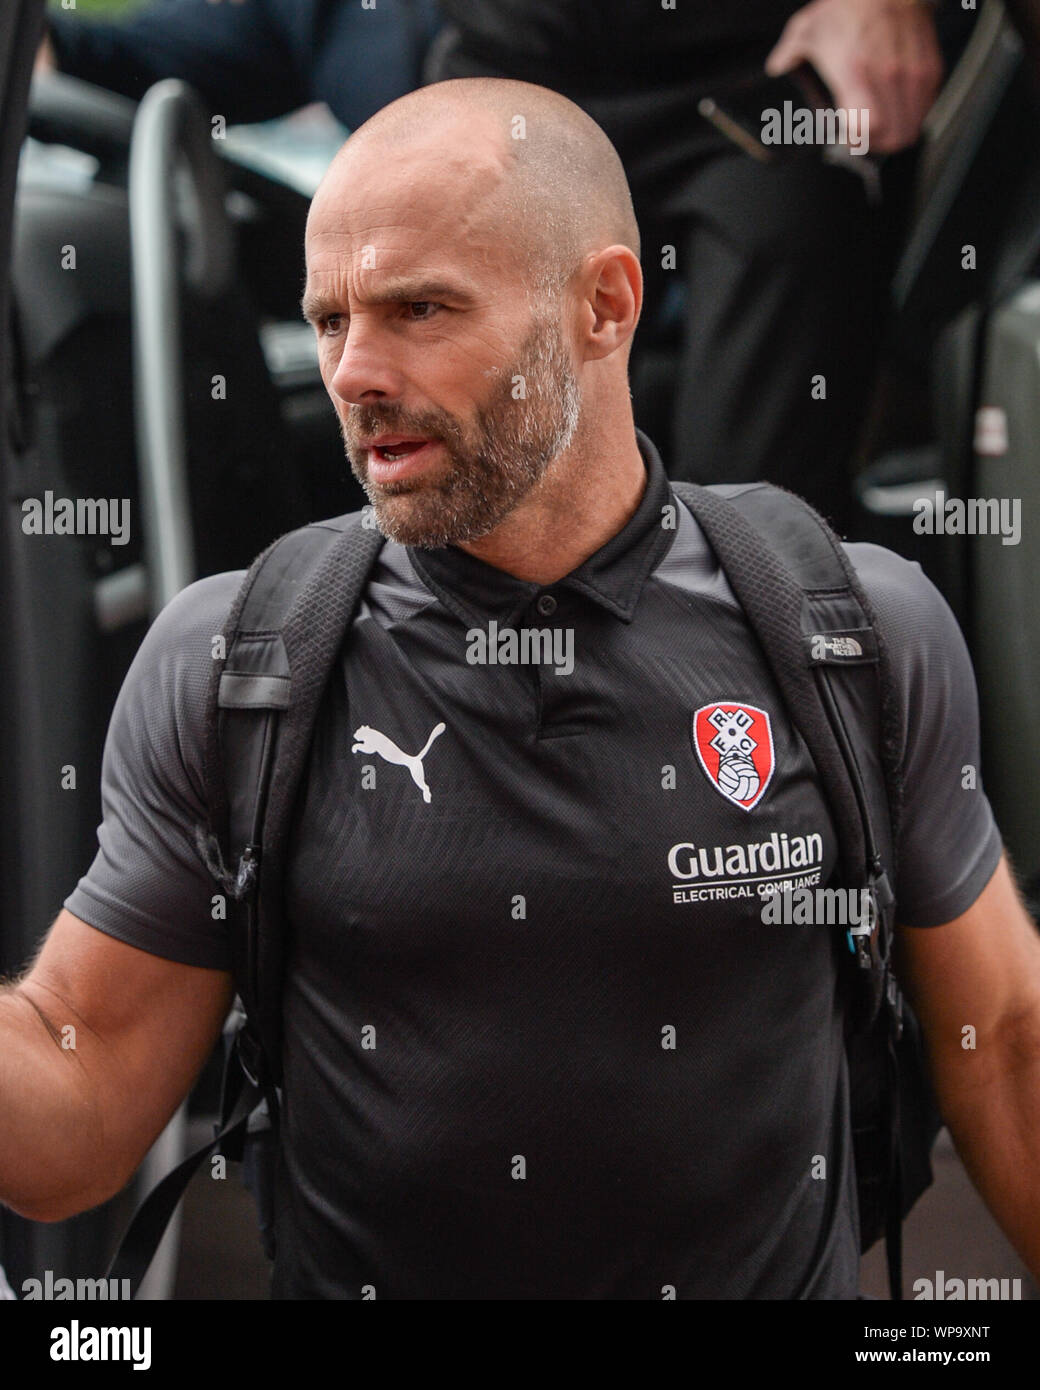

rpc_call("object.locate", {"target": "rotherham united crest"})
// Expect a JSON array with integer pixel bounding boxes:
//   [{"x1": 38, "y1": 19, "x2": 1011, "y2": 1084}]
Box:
[{"x1": 692, "y1": 703, "x2": 775, "y2": 812}]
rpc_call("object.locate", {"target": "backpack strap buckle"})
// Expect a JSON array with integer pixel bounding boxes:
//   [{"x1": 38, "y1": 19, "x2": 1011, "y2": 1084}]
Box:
[
  {"x1": 193, "y1": 825, "x2": 260, "y2": 902},
  {"x1": 886, "y1": 972, "x2": 906, "y2": 1042},
  {"x1": 235, "y1": 1021, "x2": 267, "y2": 1091}
]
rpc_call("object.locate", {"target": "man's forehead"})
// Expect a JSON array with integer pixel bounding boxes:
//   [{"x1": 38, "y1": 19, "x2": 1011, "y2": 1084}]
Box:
[
  {"x1": 304, "y1": 219, "x2": 507, "y2": 300},
  {"x1": 311, "y1": 117, "x2": 510, "y2": 231},
  {"x1": 305, "y1": 161, "x2": 521, "y2": 291}
]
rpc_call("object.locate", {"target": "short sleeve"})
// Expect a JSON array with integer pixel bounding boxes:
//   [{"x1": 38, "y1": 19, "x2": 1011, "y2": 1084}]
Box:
[
  {"x1": 64, "y1": 571, "x2": 244, "y2": 969},
  {"x1": 846, "y1": 543, "x2": 1003, "y2": 927}
]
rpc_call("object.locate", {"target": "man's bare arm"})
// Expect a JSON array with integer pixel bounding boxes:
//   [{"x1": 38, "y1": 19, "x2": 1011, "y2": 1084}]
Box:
[
  {"x1": 34, "y1": 29, "x2": 56, "y2": 76},
  {"x1": 0, "y1": 909, "x2": 233, "y2": 1222},
  {"x1": 895, "y1": 852, "x2": 1040, "y2": 1277}
]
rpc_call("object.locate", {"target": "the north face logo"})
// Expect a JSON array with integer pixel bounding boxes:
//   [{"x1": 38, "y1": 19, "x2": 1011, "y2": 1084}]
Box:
[
  {"x1": 692, "y1": 703, "x2": 775, "y2": 811},
  {"x1": 811, "y1": 634, "x2": 864, "y2": 659}
]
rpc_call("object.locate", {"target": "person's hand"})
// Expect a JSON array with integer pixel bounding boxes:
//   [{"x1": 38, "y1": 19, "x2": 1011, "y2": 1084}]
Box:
[
  {"x1": 765, "y1": 0, "x2": 944, "y2": 154},
  {"x1": 34, "y1": 30, "x2": 57, "y2": 77}
]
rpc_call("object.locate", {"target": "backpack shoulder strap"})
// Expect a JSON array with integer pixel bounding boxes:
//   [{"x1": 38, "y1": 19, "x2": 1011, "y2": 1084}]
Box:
[
  {"x1": 109, "y1": 511, "x2": 384, "y2": 1293},
  {"x1": 671, "y1": 480, "x2": 939, "y2": 1300},
  {"x1": 669, "y1": 480, "x2": 903, "y2": 1009},
  {"x1": 194, "y1": 510, "x2": 386, "y2": 1080}
]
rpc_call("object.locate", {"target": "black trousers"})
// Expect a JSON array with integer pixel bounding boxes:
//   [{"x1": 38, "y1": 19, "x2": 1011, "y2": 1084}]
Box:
[
  {"x1": 435, "y1": 44, "x2": 911, "y2": 531},
  {"x1": 633, "y1": 145, "x2": 895, "y2": 531}
]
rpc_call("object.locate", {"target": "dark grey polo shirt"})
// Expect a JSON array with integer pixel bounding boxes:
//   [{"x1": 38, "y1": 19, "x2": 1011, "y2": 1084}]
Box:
[{"x1": 66, "y1": 434, "x2": 1002, "y2": 1299}]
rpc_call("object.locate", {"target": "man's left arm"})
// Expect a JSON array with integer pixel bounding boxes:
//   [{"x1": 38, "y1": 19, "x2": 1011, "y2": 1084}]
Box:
[
  {"x1": 847, "y1": 540, "x2": 1038, "y2": 1277},
  {"x1": 895, "y1": 854, "x2": 1040, "y2": 1278}
]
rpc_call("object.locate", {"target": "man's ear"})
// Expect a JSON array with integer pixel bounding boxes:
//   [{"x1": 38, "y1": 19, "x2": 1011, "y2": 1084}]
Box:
[{"x1": 576, "y1": 245, "x2": 642, "y2": 362}]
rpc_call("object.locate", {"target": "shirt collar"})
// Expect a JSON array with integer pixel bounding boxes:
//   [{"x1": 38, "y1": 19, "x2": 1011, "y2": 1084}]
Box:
[{"x1": 406, "y1": 429, "x2": 676, "y2": 628}]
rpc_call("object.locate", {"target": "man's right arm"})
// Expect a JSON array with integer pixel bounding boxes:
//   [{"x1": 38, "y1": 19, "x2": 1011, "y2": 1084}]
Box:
[
  {"x1": 0, "y1": 910, "x2": 232, "y2": 1224},
  {"x1": 1, "y1": 568, "x2": 245, "y2": 1223}
]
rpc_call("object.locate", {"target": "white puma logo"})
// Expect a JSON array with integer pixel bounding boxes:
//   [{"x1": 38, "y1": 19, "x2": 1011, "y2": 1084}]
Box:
[{"x1": 351, "y1": 722, "x2": 446, "y2": 803}]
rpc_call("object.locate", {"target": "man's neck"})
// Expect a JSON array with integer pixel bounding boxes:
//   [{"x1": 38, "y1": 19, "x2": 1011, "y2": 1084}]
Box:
[{"x1": 455, "y1": 427, "x2": 647, "y2": 585}]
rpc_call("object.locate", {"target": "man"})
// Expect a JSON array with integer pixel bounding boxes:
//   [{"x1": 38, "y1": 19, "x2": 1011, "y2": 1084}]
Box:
[{"x1": 2, "y1": 79, "x2": 1038, "y2": 1299}]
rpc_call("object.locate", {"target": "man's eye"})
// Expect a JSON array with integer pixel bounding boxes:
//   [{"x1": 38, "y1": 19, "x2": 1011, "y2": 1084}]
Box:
[
  {"x1": 407, "y1": 301, "x2": 440, "y2": 320},
  {"x1": 323, "y1": 314, "x2": 345, "y2": 335}
]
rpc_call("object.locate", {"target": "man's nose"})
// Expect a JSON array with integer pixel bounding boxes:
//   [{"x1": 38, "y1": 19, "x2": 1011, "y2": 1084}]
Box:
[{"x1": 327, "y1": 320, "x2": 402, "y2": 405}]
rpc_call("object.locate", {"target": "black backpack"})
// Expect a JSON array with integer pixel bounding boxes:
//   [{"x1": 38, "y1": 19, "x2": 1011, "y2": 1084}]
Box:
[{"x1": 108, "y1": 476, "x2": 941, "y2": 1300}]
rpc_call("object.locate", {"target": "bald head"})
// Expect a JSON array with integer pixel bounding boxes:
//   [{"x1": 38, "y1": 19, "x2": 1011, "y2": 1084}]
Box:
[
  {"x1": 314, "y1": 78, "x2": 640, "y2": 293},
  {"x1": 303, "y1": 78, "x2": 646, "y2": 561}
]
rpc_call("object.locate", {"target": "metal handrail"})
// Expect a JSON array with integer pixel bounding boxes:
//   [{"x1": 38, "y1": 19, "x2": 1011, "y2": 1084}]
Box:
[
  {"x1": 125, "y1": 78, "x2": 233, "y2": 1299},
  {"x1": 129, "y1": 77, "x2": 232, "y2": 617}
]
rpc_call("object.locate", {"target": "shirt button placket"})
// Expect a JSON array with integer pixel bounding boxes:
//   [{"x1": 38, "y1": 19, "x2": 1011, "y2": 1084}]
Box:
[{"x1": 532, "y1": 592, "x2": 561, "y2": 738}]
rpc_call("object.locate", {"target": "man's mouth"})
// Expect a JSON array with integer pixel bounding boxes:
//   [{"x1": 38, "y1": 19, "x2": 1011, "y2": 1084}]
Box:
[
  {"x1": 361, "y1": 434, "x2": 443, "y2": 484},
  {"x1": 369, "y1": 435, "x2": 432, "y2": 461}
]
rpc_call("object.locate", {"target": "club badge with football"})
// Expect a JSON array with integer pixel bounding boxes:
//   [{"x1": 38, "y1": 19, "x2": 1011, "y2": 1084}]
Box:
[{"x1": 692, "y1": 702, "x2": 775, "y2": 811}]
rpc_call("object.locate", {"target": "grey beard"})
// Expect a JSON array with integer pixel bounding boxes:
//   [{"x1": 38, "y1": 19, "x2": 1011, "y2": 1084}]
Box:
[{"x1": 340, "y1": 316, "x2": 581, "y2": 548}]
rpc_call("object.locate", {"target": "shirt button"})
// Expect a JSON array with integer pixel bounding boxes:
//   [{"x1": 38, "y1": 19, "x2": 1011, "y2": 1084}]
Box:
[{"x1": 535, "y1": 592, "x2": 557, "y2": 616}]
